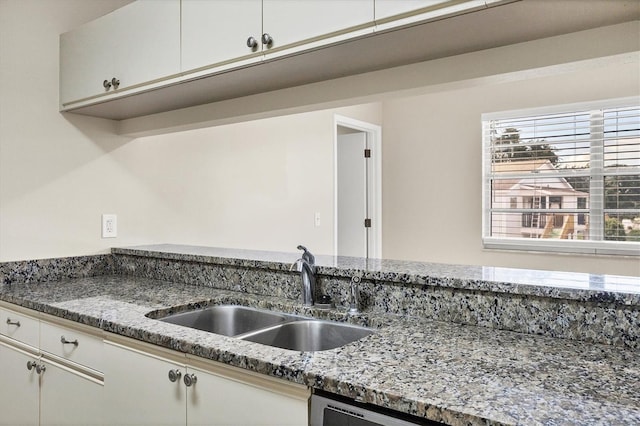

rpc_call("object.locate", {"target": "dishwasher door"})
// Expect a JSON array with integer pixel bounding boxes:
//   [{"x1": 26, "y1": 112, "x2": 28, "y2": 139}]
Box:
[{"x1": 310, "y1": 394, "x2": 428, "y2": 426}]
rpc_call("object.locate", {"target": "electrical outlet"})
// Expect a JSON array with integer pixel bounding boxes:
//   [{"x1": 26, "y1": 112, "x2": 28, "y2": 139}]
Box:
[{"x1": 102, "y1": 214, "x2": 117, "y2": 238}]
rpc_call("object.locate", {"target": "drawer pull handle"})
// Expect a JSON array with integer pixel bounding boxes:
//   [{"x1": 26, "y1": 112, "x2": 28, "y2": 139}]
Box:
[
  {"x1": 26, "y1": 360, "x2": 37, "y2": 370},
  {"x1": 60, "y1": 336, "x2": 79, "y2": 346},
  {"x1": 35, "y1": 364, "x2": 46, "y2": 375},
  {"x1": 6, "y1": 318, "x2": 21, "y2": 327}
]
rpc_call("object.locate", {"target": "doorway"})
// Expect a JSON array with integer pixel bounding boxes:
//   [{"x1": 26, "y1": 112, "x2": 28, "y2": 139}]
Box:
[{"x1": 334, "y1": 115, "x2": 382, "y2": 259}]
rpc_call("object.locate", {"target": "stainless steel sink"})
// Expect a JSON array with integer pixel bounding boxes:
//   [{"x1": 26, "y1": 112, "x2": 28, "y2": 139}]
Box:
[
  {"x1": 158, "y1": 305, "x2": 292, "y2": 337},
  {"x1": 155, "y1": 304, "x2": 375, "y2": 351},
  {"x1": 238, "y1": 320, "x2": 375, "y2": 351}
]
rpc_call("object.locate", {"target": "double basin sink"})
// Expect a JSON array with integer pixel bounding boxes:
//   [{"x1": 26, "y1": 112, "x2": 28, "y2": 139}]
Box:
[{"x1": 155, "y1": 305, "x2": 375, "y2": 352}]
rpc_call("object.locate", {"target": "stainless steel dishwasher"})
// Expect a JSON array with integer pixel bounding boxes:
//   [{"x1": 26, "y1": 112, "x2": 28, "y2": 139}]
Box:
[{"x1": 310, "y1": 393, "x2": 444, "y2": 426}]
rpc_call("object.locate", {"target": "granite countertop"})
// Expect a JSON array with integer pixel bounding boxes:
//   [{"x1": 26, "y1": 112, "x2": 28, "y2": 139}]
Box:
[
  {"x1": 1, "y1": 273, "x2": 638, "y2": 426},
  {"x1": 114, "y1": 244, "x2": 640, "y2": 305}
]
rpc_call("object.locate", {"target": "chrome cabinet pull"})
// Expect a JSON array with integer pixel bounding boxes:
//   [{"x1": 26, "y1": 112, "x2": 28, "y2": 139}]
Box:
[
  {"x1": 60, "y1": 335, "x2": 79, "y2": 346},
  {"x1": 103, "y1": 79, "x2": 112, "y2": 90},
  {"x1": 111, "y1": 77, "x2": 120, "y2": 89},
  {"x1": 261, "y1": 33, "x2": 273, "y2": 46},
  {"x1": 27, "y1": 361, "x2": 45, "y2": 374},
  {"x1": 246, "y1": 36, "x2": 258, "y2": 49},
  {"x1": 168, "y1": 369, "x2": 182, "y2": 383},
  {"x1": 183, "y1": 373, "x2": 197, "y2": 387},
  {"x1": 6, "y1": 318, "x2": 20, "y2": 327}
]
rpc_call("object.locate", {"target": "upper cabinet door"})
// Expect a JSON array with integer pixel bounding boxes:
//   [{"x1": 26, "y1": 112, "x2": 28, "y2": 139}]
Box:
[
  {"x1": 111, "y1": 0, "x2": 181, "y2": 90},
  {"x1": 262, "y1": 0, "x2": 374, "y2": 51},
  {"x1": 60, "y1": 0, "x2": 180, "y2": 106},
  {"x1": 182, "y1": 0, "x2": 263, "y2": 73},
  {"x1": 60, "y1": 12, "x2": 114, "y2": 105}
]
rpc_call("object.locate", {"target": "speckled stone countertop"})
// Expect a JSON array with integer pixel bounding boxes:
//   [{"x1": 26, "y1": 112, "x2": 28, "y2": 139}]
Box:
[
  {"x1": 114, "y1": 244, "x2": 640, "y2": 305},
  {"x1": 1, "y1": 274, "x2": 638, "y2": 426}
]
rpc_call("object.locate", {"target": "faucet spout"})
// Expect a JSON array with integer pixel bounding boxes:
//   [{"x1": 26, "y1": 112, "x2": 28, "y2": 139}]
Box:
[
  {"x1": 349, "y1": 275, "x2": 361, "y2": 314},
  {"x1": 294, "y1": 246, "x2": 316, "y2": 306}
]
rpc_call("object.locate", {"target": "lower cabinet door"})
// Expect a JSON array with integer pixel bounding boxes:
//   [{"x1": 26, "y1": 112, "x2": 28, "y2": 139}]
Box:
[
  {"x1": 39, "y1": 359, "x2": 103, "y2": 426},
  {"x1": 103, "y1": 341, "x2": 186, "y2": 426},
  {"x1": 0, "y1": 341, "x2": 39, "y2": 426},
  {"x1": 186, "y1": 364, "x2": 308, "y2": 426}
]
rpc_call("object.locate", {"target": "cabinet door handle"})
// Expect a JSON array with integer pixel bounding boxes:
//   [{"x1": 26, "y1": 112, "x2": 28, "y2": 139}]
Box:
[
  {"x1": 60, "y1": 335, "x2": 79, "y2": 346},
  {"x1": 168, "y1": 369, "x2": 182, "y2": 383},
  {"x1": 6, "y1": 318, "x2": 20, "y2": 327},
  {"x1": 26, "y1": 361, "x2": 45, "y2": 374},
  {"x1": 111, "y1": 77, "x2": 120, "y2": 89},
  {"x1": 246, "y1": 36, "x2": 258, "y2": 49},
  {"x1": 261, "y1": 33, "x2": 273, "y2": 46},
  {"x1": 183, "y1": 373, "x2": 197, "y2": 387},
  {"x1": 103, "y1": 79, "x2": 112, "y2": 90}
]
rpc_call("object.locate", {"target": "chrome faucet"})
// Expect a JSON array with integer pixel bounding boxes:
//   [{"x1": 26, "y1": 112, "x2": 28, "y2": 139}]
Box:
[
  {"x1": 349, "y1": 275, "x2": 361, "y2": 315},
  {"x1": 292, "y1": 245, "x2": 316, "y2": 306}
]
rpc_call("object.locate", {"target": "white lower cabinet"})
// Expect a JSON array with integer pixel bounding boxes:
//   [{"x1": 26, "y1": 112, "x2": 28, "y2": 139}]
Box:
[
  {"x1": 104, "y1": 339, "x2": 310, "y2": 426},
  {"x1": 39, "y1": 359, "x2": 103, "y2": 426},
  {"x1": 0, "y1": 342, "x2": 39, "y2": 426},
  {"x1": 0, "y1": 305, "x2": 104, "y2": 426},
  {"x1": 0, "y1": 340, "x2": 102, "y2": 426},
  {"x1": 104, "y1": 341, "x2": 186, "y2": 425}
]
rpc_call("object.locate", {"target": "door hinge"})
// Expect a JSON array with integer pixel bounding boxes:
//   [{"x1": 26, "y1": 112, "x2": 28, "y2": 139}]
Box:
[
  {"x1": 364, "y1": 149, "x2": 371, "y2": 158},
  {"x1": 364, "y1": 218, "x2": 372, "y2": 228}
]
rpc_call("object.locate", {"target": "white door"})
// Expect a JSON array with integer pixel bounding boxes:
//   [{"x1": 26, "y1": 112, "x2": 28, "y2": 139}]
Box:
[
  {"x1": 337, "y1": 131, "x2": 369, "y2": 258},
  {"x1": 39, "y1": 359, "x2": 103, "y2": 426},
  {"x1": 262, "y1": 0, "x2": 374, "y2": 50},
  {"x1": 60, "y1": 0, "x2": 180, "y2": 105},
  {"x1": 0, "y1": 342, "x2": 39, "y2": 426},
  {"x1": 181, "y1": 0, "x2": 263, "y2": 72},
  {"x1": 103, "y1": 341, "x2": 186, "y2": 426},
  {"x1": 186, "y1": 365, "x2": 307, "y2": 426},
  {"x1": 60, "y1": 11, "x2": 114, "y2": 104},
  {"x1": 111, "y1": 0, "x2": 181, "y2": 91}
]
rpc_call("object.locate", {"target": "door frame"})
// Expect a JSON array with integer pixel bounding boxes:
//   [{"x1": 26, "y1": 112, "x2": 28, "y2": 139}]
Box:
[{"x1": 333, "y1": 114, "x2": 382, "y2": 259}]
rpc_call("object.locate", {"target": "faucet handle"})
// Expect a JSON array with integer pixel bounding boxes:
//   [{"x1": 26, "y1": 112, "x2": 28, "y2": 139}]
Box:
[{"x1": 290, "y1": 258, "x2": 302, "y2": 272}]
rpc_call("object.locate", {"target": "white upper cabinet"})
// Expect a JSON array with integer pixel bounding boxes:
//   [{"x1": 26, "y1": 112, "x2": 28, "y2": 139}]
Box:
[
  {"x1": 181, "y1": 0, "x2": 263, "y2": 73},
  {"x1": 60, "y1": 0, "x2": 180, "y2": 106},
  {"x1": 181, "y1": 0, "x2": 374, "y2": 73},
  {"x1": 262, "y1": 0, "x2": 374, "y2": 52}
]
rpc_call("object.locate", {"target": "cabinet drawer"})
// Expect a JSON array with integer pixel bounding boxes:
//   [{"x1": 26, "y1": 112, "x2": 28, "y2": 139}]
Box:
[
  {"x1": 40, "y1": 321, "x2": 103, "y2": 372},
  {"x1": 0, "y1": 307, "x2": 39, "y2": 347}
]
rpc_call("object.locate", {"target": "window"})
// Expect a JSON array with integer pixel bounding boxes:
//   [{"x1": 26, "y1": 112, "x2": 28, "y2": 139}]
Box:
[{"x1": 482, "y1": 98, "x2": 640, "y2": 255}]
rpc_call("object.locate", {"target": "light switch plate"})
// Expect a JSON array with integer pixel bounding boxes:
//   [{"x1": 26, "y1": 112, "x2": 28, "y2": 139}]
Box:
[{"x1": 102, "y1": 214, "x2": 117, "y2": 238}]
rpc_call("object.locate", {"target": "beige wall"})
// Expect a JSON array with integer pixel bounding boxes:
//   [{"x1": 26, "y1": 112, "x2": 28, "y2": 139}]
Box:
[
  {"x1": 0, "y1": 0, "x2": 134, "y2": 261},
  {"x1": 126, "y1": 103, "x2": 382, "y2": 255},
  {"x1": 0, "y1": 1, "x2": 637, "y2": 276},
  {"x1": 381, "y1": 60, "x2": 640, "y2": 275}
]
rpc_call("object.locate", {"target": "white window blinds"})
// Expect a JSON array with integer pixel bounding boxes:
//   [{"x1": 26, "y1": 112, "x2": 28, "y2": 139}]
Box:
[{"x1": 482, "y1": 98, "x2": 640, "y2": 255}]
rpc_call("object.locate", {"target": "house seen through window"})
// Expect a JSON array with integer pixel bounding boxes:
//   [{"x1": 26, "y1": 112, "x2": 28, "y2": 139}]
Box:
[{"x1": 482, "y1": 98, "x2": 640, "y2": 255}]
